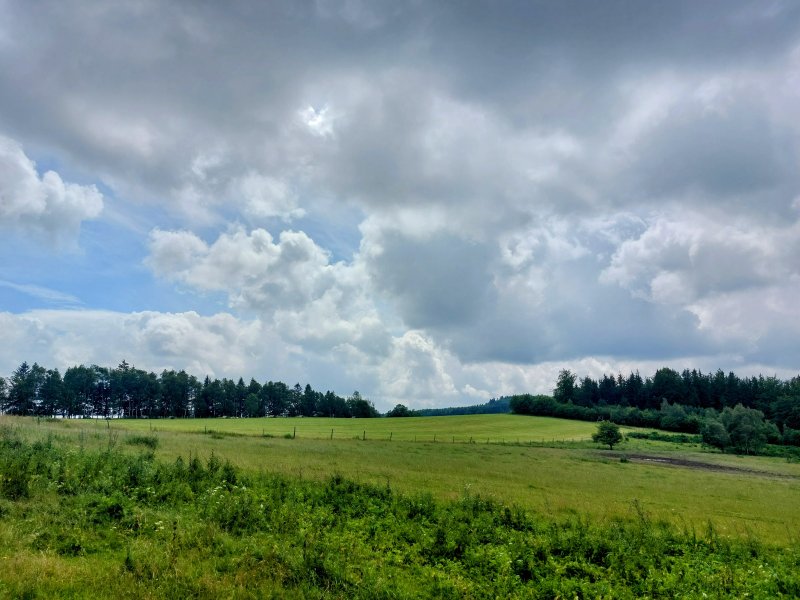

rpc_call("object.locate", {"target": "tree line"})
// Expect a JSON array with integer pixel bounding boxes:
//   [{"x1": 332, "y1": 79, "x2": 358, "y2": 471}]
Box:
[
  {"x1": 550, "y1": 367, "x2": 800, "y2": 415},
  {"x1": 0, "y1": 361, "x2": 379, "y2": 419},
  {"x1": 386, "y1": 397, "x2": 510, "y2": 418},
  {"x1": 509, "y1": 367, "x2": 800, "y2": 454}
]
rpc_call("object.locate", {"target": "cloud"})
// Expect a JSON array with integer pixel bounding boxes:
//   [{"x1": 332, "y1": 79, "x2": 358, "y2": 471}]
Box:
[
  {"x1": 600, "y1": 216, "x2": 798, "y2": 301},
  {"x1": 237, "y1": 173, "x2": 305, "y2": 222},
  {"x1": 0, "y1": 280, "x2": 82, "y2": 306},
  {"x1": 602, "y1": 212, "x2": 800, "y2": 310},
  {"x1": 2, "y1": 2, "x2": 800, "y2": 407},
  {"x1": 147, "y1": 227, "x2": 340, "y2": 310},
  {"x1": 146, "y1": 226, "x2": 391, "y2": 357},
  {"x1": 367, "y1": 229, "x2": 497, "y2": 329},
  {"x1": 0, "y1": 310, "x2": 280, "y2": 380},
  {"x1": 622, "y1": 82, "x2": 797, "y2": 206},
  {"x1": 377, "y1": 331, "x2": 458, "y2": 404},
  {"x1": 0, "y1": 135, "x2": 103, "y2": 243},
  {"x1": 2, "y1": 305, "x2": 799, "y2": 411}
]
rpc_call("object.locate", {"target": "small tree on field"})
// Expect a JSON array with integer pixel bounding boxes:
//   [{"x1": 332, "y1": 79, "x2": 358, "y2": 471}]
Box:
[{"x1": 593, "y1": 420, "x2": 623, "y2": 450}]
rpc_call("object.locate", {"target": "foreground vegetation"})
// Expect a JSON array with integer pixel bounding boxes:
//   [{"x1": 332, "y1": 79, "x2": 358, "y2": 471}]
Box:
[
  {"x1": 2, "y1": 424, "x2": 799, "y2": 598},
  {"x1": 5, "y1": 415, "x2": 800, "y2": 543}
]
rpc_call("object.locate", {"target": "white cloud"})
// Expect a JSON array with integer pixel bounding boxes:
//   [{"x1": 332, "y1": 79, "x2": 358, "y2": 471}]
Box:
[
  {"x1": 237, "y1": 172, "x2": 306, "y2": 221},
  {"x1": 0, "y1": 310, "x2": 282, "y2": 381},
  {"x1": 0, "y1": 280, "x2": 81, "y2": 306},
  {"x1": 0, "y1": 135, "x2": 103, "y2": 243},
  {"x1": 146, "y1": 226, "x2": 391, "y2": 358},
  {"x1": 377, "y1": 331, "x2": 458, "y2": 404},
  {"x1": 300, "y1": 105, "x2": 335, "y2": 138},
  {"x1": 147, "y1": 227, "x2": 338, "y2": 309},
  {"x1": 3, "y1": 2, "x2": 800, "y2": 407},
  {"x1": 601, "y1": 214, "x2": 800, "y2": 304}
]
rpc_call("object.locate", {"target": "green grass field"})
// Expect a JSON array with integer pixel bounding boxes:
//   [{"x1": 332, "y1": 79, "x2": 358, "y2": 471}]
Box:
[
  {"x1": 111, "y1": 413, "x2": 603, "y2": 442},
  {"x1": 5, "y1": 414, "x2": 800, "y2": 543}
]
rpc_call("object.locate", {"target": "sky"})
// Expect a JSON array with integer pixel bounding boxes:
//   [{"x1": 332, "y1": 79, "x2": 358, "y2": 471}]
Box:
[{"x1": 1, "y1": 1, "x2": 800, "y2": 410}]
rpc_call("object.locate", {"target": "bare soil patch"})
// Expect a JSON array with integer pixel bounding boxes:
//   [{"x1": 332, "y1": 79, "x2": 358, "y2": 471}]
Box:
[{"x1": 599, "y1": 452, "x2": 798, "y2": 479}]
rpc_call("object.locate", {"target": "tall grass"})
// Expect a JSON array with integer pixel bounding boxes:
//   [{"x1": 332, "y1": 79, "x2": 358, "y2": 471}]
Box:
[
  {"x1": 4, "y1": 415, "x2": 800, "y2": 543},
  {"x1": 1, "y1": 425, "x2": 800, "y2": 597}
]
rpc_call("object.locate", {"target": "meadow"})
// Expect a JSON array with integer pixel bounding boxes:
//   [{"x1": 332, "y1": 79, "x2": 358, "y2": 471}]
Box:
[
  {"x1": 2, "y1": 414, "x2": 800, "y2": 597},
  {"x1": 111, "y1": 413, "x2": 603, "y2": 443},
  {"x1": 5, "y1": 414, "x2": 800, "y2": 543}
]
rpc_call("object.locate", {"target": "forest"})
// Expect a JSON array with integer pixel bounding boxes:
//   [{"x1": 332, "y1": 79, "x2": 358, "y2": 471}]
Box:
[
  {"x1": 3, "y1": 360, "x2": 800, "y2": 455},
  {"x1": 509, "y1": 368, "x2": 800, "y2": 453},
  {"x1": 0, "y1": 361, "x2": 379, "y2": 419}
]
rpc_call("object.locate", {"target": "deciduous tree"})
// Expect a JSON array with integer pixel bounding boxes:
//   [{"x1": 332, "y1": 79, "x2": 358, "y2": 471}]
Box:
[{"x1": 592, "y1": 420, "x2": 622, "y2": 450}]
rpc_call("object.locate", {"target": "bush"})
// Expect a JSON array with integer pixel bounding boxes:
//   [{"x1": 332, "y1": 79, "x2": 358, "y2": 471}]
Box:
[
  {"x1": 627, "y1": 431, "x2": 700, "y2": 444},
  {"x1": 701, "y1": 419, "x2": 730, "y2": 451},
  {"x1": 783, "y1": 427, "x2": 800, "y2": 446}
]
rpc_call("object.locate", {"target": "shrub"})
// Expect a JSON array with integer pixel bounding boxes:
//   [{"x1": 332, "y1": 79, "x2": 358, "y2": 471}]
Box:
[{"x1": 701, "y1": 419, "x2": 731, "y2": 451}]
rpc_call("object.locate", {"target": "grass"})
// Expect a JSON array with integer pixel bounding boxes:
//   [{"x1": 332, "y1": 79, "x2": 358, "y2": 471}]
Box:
[
  {"x1": 3, "y1": 414, "x2": 800, "y2": 543},
  {"x1": 110, "y1": 413, "x2": 603, "y2": 442},
  {"x1": 1, "y1": 424, "x2": 799, "y2": 598}
]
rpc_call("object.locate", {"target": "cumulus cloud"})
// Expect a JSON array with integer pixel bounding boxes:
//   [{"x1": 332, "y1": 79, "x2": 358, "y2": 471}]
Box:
[
  {"x1": 237, "y1": 173, "x2": 305, "y2": 222},
  {"x1": 147, "y1": 227, "x2": 340, "y2": 309},
  {"x1": 600, "y1": 213, "x2": 800, "y2": 359},
  {"x1": 146, "y1": 226, "x2": 392, "y2": 358},
  {"x1": 0, "y1": 135, "x2": 103, "y2": 242},
  {"x1": 3, "y1": 2, "x2": 800, "y2": 406},
  {"x1": 0, "y1": 310, "x2": 281, "y2": 380},
  {"x1": 377, "y1": 331, "x2": 458, "y2": 404},
  {"x1": 601, "y1": 216, "x2": 800, "y2": 302}
]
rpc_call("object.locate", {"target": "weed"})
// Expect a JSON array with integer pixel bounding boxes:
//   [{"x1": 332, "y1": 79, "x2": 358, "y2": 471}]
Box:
[
  {"x1": 126, "y1": 434, "x2": 159, "y2": 450},
  {"x1": 0, "y1": 436, "x2": 799, "y2": 597}
]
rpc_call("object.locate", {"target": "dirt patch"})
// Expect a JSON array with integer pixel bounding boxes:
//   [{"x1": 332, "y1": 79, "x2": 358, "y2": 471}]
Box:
[{"x1": 599, "y1": 452, "x2": 798, "y2": 479}]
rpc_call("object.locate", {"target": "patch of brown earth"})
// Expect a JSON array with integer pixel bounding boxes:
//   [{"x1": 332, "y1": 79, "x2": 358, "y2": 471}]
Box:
[{"x1": 598, "y1": 452, "x2": 797, "y2": 479}]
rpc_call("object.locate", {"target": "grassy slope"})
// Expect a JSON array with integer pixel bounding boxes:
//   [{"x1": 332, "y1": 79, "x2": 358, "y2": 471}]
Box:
[
  {"x1": 110, "y1": 413, "x2": 602, "y2": 442},
  {"x1": 4, "y1": 415, "x2": 800, "y2": 543},
  {"x1": 3, "y1": 432, "x2": 798, "y2": 599}
]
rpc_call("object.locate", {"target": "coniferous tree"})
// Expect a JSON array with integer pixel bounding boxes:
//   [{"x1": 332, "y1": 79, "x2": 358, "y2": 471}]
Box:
[
  {"x1": 38, "y1": 369, "x2": 63, "y2": 416},
  {"x1": 8, "y1": 362, "x2": 36, "y2": 415},
  {"x1": 554, "y1": 370, "x2": 577, "y2": 404},
  {"x1": 0, "y1": 377, "x2": 7, "y2": 413}
]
